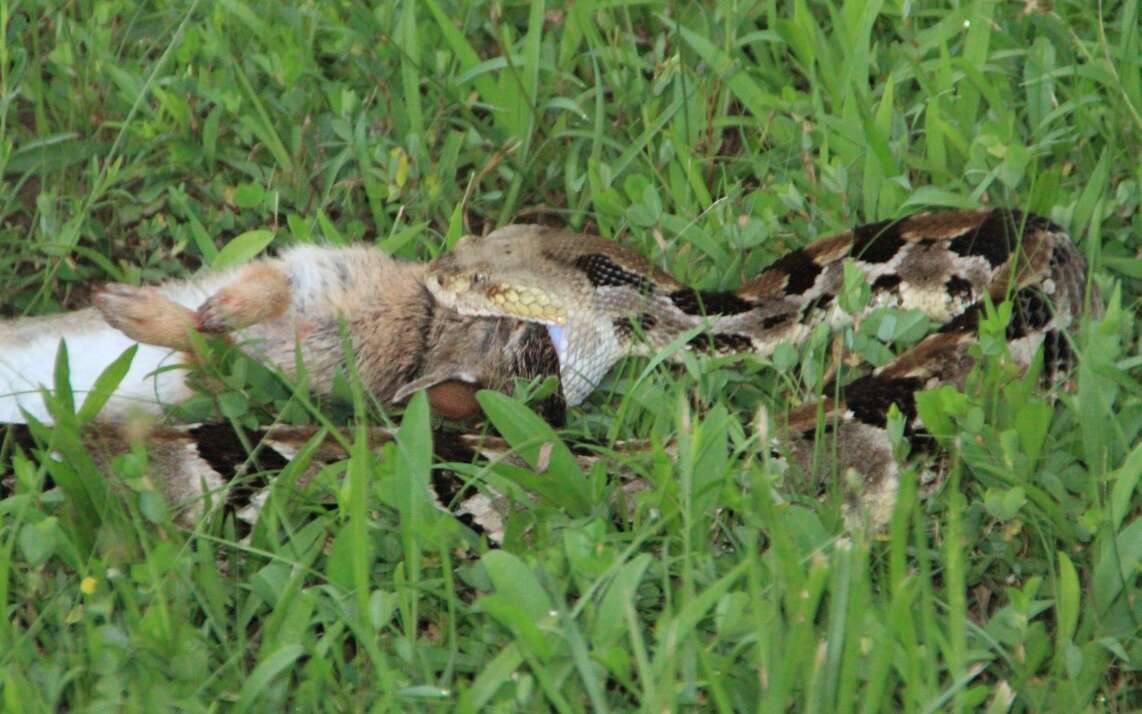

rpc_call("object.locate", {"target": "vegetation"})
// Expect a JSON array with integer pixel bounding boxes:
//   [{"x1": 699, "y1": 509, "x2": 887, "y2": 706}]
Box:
[{"x1": 1, "y1": 0, "x2": 1138, "y2": 710}]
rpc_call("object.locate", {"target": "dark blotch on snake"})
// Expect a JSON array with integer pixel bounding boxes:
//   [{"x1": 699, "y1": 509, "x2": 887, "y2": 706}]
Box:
[
  {"x1": 1040, "y1": 329, "x2": 1072, "y2": 380},
  {"x1": 761, "y1": 313, "x2": 793, "y2": 330},
  {"x1": 946, "y1": 209, "x2": 1054, "y2": 268},
  {"x1": 611, "y1": 313, "x2": 658, "y2": 340},
  {"x1": 690, "y1": 332, "x2": 754, "y2": 353},
  {"x1": 841, "y1": 375, "x2": 923, "y2": 430},
  {"x1": 573, "y1": 254, "x2": 656, "y2": 294},
  {"x1": 945, "y1": 276, "x2": 974, "y2": 300},
  {"x1": 764, "y1": 250, "x2": 822, "y2": 295},
  {"x1": 851, "y1": 219, "x2": 905, "y2": 264},
  {"x1": 668, "y1": 287, "x2": 756, "y2": 315},
  {"x1": 873, "y1": 274, "x2": 902, "y2": 291},
  {"x1": 189, "y1": 423, "x2": 289, "y2": 536},
  {"x1": 1007, "y1": 288, "x2": 1054, "y2": 339},
  {"x1": 429, "y1": 431, "x2": 491, "y2": 539}
]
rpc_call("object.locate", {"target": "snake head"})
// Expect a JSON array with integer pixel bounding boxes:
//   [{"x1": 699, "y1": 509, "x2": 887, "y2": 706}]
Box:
[
  {"x1": 426, "y1": 228, "x2": 571, "y2": 325},
  {"x1": 425, "y1": 224, "x2": 676, "y2": 406}
]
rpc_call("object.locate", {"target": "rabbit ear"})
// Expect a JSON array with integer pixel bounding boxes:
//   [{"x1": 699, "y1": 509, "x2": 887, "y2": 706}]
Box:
[{"x1": 393, "y1": 371, "x2": 483, "y2": 421}]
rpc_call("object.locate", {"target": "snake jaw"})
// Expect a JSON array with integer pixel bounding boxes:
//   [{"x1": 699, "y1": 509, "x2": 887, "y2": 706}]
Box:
[
  {"x1": 485, "y1": 284, "x2": 568, "y2": 324},
  {"x1": 426, "y1": 266, "x2": 570, "y2": 325}
]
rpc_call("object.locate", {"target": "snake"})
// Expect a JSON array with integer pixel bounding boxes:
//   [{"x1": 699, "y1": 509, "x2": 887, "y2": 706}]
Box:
[{"x1": 424, "y1": 208, "x2": 1096, "y2": 525}]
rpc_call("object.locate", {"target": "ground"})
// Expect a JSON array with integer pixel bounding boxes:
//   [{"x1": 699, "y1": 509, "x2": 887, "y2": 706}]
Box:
[{"x1": 0, "y1": 1, "x2": 1138, "y2": 710}]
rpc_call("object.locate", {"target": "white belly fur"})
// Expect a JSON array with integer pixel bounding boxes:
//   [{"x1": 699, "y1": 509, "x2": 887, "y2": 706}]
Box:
[
  {"x1": 0, "y1": 276, "x2": 235, "y2": 425},
  {"x1": 0, "y1": 326, "x2": 191, "y2": 423}
]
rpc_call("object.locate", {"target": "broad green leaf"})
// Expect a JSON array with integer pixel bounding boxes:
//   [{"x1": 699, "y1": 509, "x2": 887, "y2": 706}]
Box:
[
  {"x1": 901, "y1": 187, "x2": 981, "y2": 210},
  {"x1": 324, "y1": 525, "x2": 358, "y2": 593},
  {"x1": 18, "y1": 519, "x2": 58, "y2": 567},
  {"x1": 217, "y1": 391, "x2": 248, "y2": 419},
  {"x1": 202, "y1": 104, "x2": 222, "y2": 168},
  {"x1": 231, "y1": 182, "x2": 265, "y2": 209},
  {"x1": 77, "y1": 344, "x2": 136, "y2": 423},
  {"x1": 234, "y1": 644, "x2": 305, "y2": 714},
  {"x1": 397, "y1": 0, "x2": 424, "y2": 144},
  {"x1": 983, "y1": 487, "x2": 1026, "y2": 522},
  {"x1": 1053, "y1": 551, "x2": 1080, "y2": 671},
  {"x1": 594, "y1": 554, "x2": 652, "y2": 645},
  {"x1": 476, "y1": 390, "x2": 589, "y2": 514},
  {"x1": 52, "y1": 339, "x2": 74, "y2": 417},
  {"x1": 212, "y1": 229, "x2": 275, "y2": 270},
  {"x1": 393, "y1": 390, "x2": 439, "y2": 542},
  {"x1": 839, "y1": 260, "x2": 872, "y2": 315},
  {"x1": 671, "y1": 17, "x2": 781, "y2": 122},
  {"x1": 348, "y1": 412, "x2": 375, "y2": 619},
  {"x1": 231, "y1": 57, "x2": 293, "y2": 173},
  {"x1": 1092, "y1": 518, "x2": 1142, "y2": 616},
  {"x1": 481, "y1": 550, "x2": 553, "y2": 623},
  {"x1": 422, "y1": 0, "x2": 501, "y2": 110},
  {"x1": 477, "y1": 594, "x2": 553, "y2": 661},
  {"x1": 1014, "y1": 400, "x2": 1051, "y2": 465},
  {"x1": 655, "y1": 559, "x2": 749, "y2": 649},
  {"x1": 456, "y1": 645, "x2": 524, "y2": 714},
  {"x1": 1109, "y1": 442, "x2": 1141, "y2": 530}
]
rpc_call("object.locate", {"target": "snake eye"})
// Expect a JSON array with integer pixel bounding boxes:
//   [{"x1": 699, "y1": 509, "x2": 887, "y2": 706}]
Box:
[{"x1": 472, "y1": 273, "x2": 487, "y2": 285}]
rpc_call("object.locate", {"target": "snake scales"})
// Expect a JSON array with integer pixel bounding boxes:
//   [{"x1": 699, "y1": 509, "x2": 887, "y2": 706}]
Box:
[{"x1": 1, "y1": 208, "x2": 1095, "y2": 540}]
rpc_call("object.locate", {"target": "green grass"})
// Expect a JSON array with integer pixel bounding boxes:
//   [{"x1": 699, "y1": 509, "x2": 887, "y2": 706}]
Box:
[{"x1": 1, "y1": 0, "x2": 1139, "y2": 710}]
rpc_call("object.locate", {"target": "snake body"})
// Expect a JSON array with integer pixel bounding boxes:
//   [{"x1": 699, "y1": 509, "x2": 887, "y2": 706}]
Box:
[{"x1": 429, "y1": 210, "x2": 1089, "y2": 399}]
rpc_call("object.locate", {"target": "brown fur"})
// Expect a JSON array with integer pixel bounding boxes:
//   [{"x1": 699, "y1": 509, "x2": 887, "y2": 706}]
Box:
[
  {"x1": 91, "y1": 244, "x2": 563, "y2": 422},
  {"x1": 94, "y1": 284, "x2": 199, "y2": 351},
  {"x1": 196, "y1": 262, "x2": 293, "y2": 332}
]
